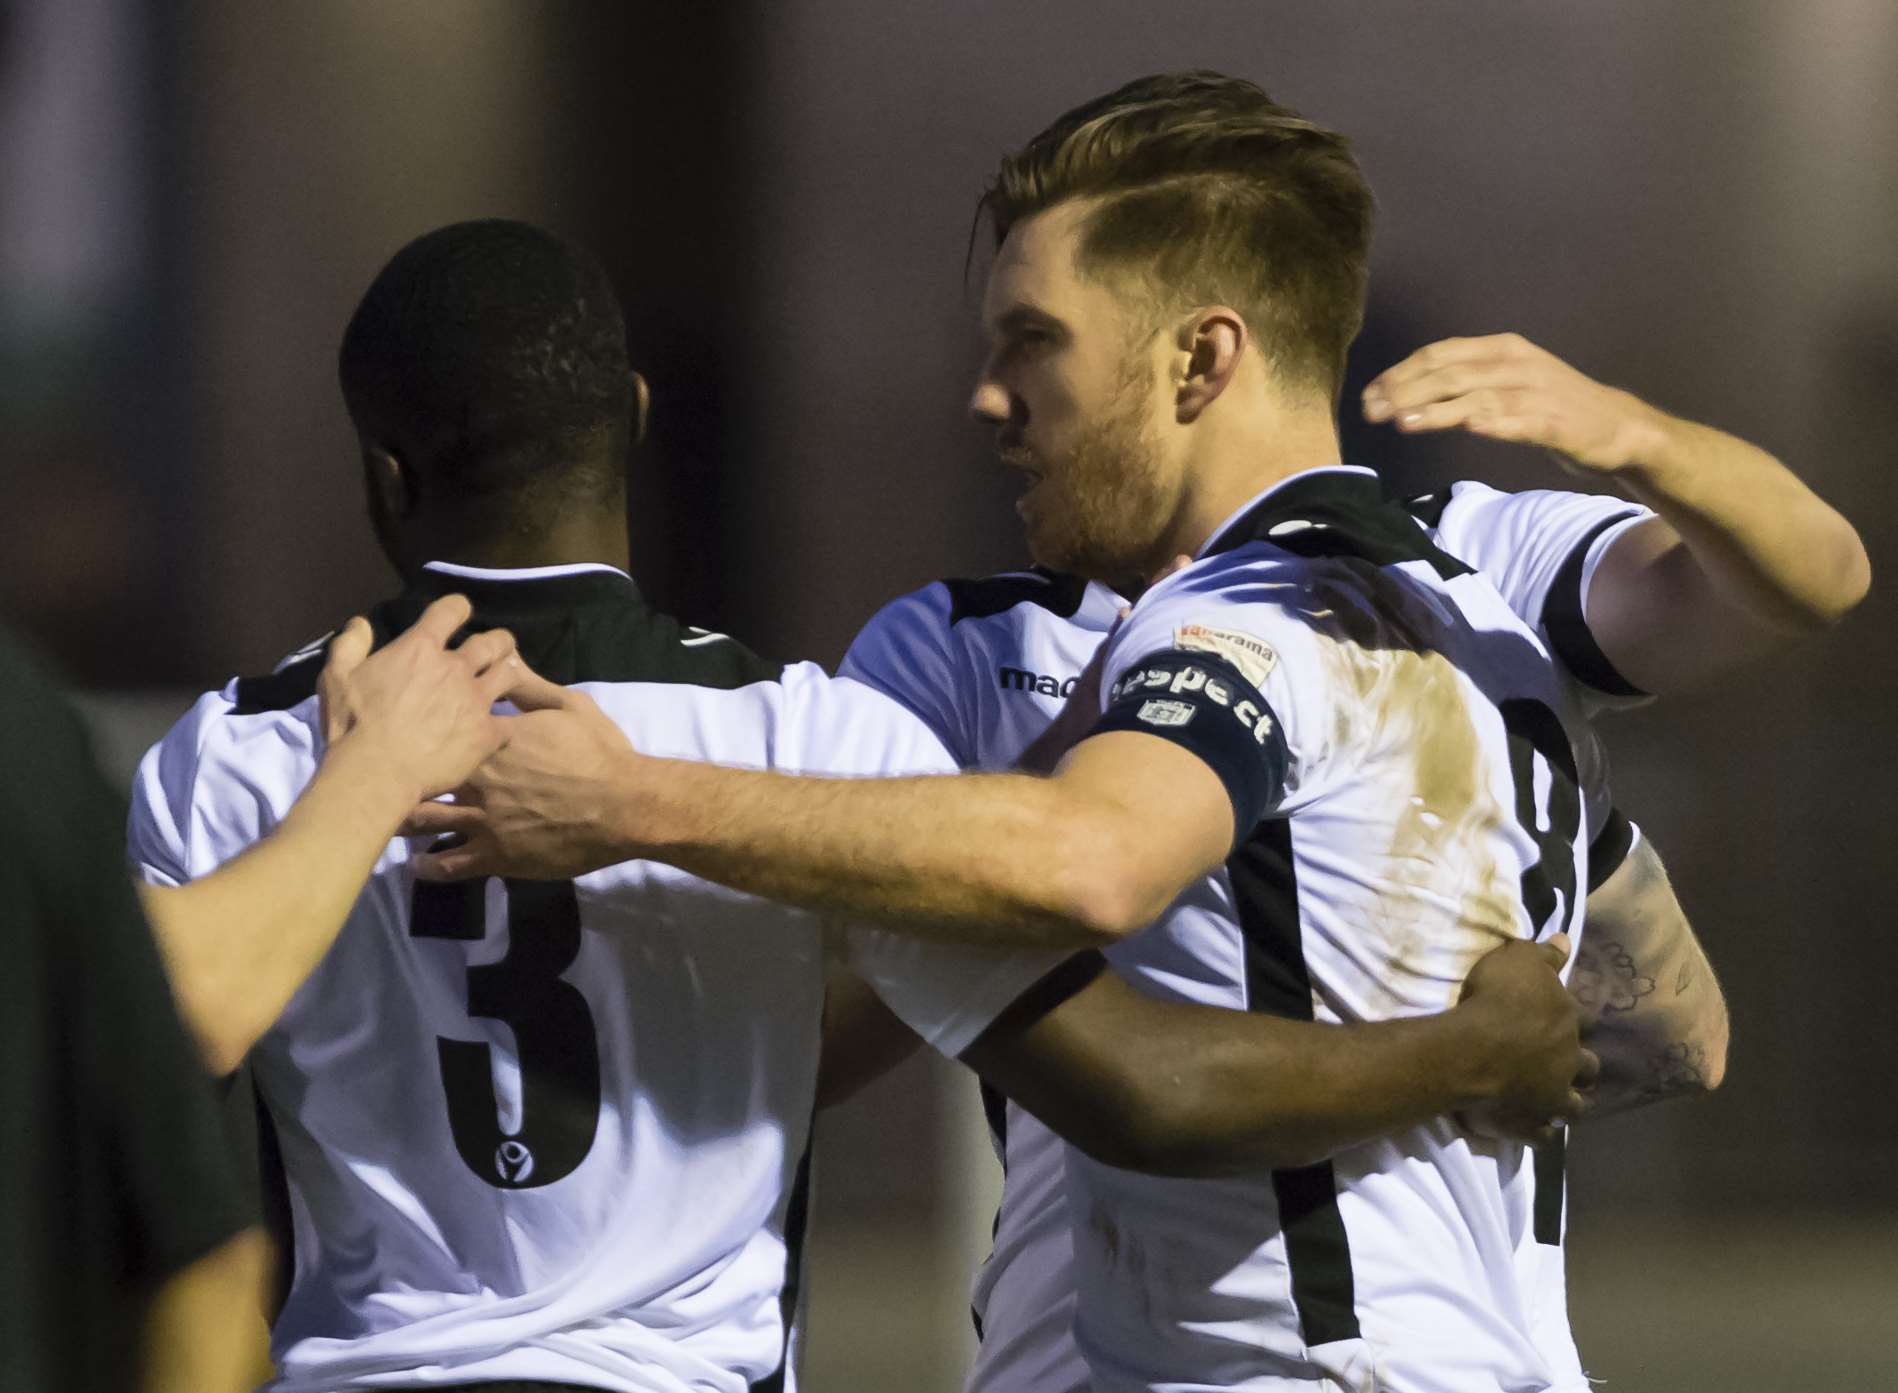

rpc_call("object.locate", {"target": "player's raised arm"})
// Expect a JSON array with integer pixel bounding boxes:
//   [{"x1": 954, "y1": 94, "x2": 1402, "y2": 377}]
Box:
[
  {"x1": 135, "y1": 596, "x2": 519, "y2": 1074},
  {"x1": 1363, "y1": 333, "x2": 1870, "y2": 692}
]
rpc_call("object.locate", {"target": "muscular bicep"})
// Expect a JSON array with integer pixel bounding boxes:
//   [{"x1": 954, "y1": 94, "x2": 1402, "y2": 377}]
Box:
[
  {"x1": 1583, "y1": 518, "x2": 1785, "y2": 695},
  {"x1": 1048, "y1": 729, "x2": 1238, "y2": 935}
]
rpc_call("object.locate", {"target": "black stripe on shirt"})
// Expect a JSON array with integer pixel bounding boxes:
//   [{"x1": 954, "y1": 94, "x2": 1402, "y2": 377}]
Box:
[
  {"x1": 1404, "y1": 488, "x2": 1453, "y2": 529},
  {"x1": 1228, "y1": 821, "x2": 1361, "y2": 1347},
  {"x1": 1533, "y1": 1130, "x2": 1566, "y2": 1246},
  {"x1": 234, "y1": 567, "x2": 780, "y2": 715},
  {"x1": 979, "y1": 1081, "x2": 1010, "y2": 1174},
  {"x1": 946, "y1": 568, "x2": 1089, "y2": 627},
  {"x1": 1588, "y1": 807, "x2": 1636, "y2": 893},
  {"x1": 1542, "y1": 516, "x2": 1648, "y2": 699},
  {"x1": 752, "y1": 1137, "x2": 815, "y2": 1393},
  {"x1": 1206, "y1": 470, "x2": 1474, "y2": 583}
]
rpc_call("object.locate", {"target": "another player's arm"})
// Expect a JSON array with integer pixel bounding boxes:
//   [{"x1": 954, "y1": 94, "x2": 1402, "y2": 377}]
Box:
[
  {"x1": 415, "y1": 687, "x2": 1232, "y2": 950},
  {"x1": 139, "y1": 1227, "x2": 272, "y2": 1393},
  {"x1": 138, "y1": 597, "x2": 518, "y2": 1074},
  {"x1": 960, "y1": 935, "x2": 1591, "y2": 1176},
  {"x1": 1364, "y1": 333, "x2": 1870, "y2": 691},
  {"x1": 817, "y1": 970, "x2": 925, "y2": 1109},
  {"x1": 827, "y1": 936, "x2": 1596, "y2": 1165},
  {"x1": 1567, "y1": 834, "x2": 1728, "y2": 1119}
]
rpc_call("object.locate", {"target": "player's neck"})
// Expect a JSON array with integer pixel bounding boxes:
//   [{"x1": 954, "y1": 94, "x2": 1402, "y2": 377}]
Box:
[
  {"x1": 1162, "y1": 408, "x2": 1343, "y2": 560},
  {"x1": 420, "y1": 509, "x2": 633, "y2": 576}
]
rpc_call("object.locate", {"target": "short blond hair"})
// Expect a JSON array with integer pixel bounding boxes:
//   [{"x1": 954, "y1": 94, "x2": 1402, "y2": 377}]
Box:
[{"x1": 983, "y1": 72, "x2": 1374, "y2": 398}]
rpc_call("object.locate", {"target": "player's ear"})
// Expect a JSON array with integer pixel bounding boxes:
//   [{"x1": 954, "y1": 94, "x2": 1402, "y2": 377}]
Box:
[
  {"x1": 629, "y1": 371, "x2": 651, "y2": 448},
  {"x1": 1174, "y1": 306, "x2": 1247, "y2": 424},
  {"x1": 362, "y1": 441, "x2": 415, "y2": 521}
]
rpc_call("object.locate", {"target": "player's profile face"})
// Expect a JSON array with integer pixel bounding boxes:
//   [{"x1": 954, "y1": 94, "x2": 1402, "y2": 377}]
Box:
[{"x1": 971, "y1": 201, "x2": 1173, "y2": 581}]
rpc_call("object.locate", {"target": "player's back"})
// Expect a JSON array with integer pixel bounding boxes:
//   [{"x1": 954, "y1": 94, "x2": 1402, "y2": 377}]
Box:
[
  {"x1": 129, "y1": 562, "x2": 1006, "y2": 1393},
  {"x1": 1072, "y1": 467, "x2": 1594, "y2": 1393}
]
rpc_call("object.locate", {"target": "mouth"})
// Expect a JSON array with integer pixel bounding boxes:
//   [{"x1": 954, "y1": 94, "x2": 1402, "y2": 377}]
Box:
[
  {"x1": 1012, "y1": 472, "x2": 1047, "y2": 520},
  {"x1": 998, "y1": 442, "x2": 1042, "y2": 491}
]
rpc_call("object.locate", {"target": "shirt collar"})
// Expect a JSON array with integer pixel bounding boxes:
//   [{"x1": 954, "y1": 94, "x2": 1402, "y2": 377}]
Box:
[
  {"x1": 1194, "y1": 465, "x2": 1381, "y2": 559},
  {"x1": 422, "y1": 559, "x2": 635, "y2": 584}
]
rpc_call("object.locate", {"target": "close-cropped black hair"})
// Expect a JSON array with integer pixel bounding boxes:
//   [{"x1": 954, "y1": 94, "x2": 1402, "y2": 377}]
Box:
[{"x1": 339, "y1": 219, "x2": 634, "y2": 519}]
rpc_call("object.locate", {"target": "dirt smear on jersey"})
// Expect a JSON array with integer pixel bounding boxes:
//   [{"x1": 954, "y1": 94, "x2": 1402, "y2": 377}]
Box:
[{"x1": 1298, "y1": 565, "x2": 1519, "y2": 1014}]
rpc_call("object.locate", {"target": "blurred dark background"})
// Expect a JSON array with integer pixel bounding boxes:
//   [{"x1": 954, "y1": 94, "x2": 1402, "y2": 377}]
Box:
[{"x1": 4, "y1": 2, "x2": 1892, "y2": 1388}]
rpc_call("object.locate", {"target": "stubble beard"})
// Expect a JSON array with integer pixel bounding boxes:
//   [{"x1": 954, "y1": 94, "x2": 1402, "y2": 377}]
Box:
[{"x1": 1026, "y1": 363, "x2": 1170, "y2": 583}]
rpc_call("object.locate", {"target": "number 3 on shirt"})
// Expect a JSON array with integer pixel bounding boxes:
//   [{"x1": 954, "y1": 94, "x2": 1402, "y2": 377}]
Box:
[
  {"x1": 1498, "y1": 697, "x2": 1582, "y2": 941},
  {"x1": 410, "y1": 878, "x2": 602, "y2": 1188}
]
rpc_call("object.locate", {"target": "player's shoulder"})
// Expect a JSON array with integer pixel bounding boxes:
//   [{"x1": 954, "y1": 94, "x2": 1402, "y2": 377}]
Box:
[
  {"x1": 940, "y1": 567, "x2": 1098, "y2": 627},
  {"x1": 1404, "y1": 478, "x2": 1504, "y2": 532},
  {"x1": 1195, "y1": 466, "x2": 1478, "y2": 592},
  {"x1": 129, "y1": 669, "x2": 314, "y2": 878},
  {"x1": 1412, "y1": 478, "x2": 1644, "y2": 557},
  {"x1": 618, "y1": 608, "x2": 783, "y2": 692},
  {"x1": 145, "y1": 621, "x2": 360, "y2": 805},
  {"x1": 861, "y1": 567, "x2": 1117, "y2": 637},
  {"x1": 765, "y1": 660, "x2": 960, "y2": 777},
  {"x1": 847, "y1": 567, "x2": 1119, "y2": 689},
  {"x1": 152, "y1": 675, "x2": 315, "y2": 784}
]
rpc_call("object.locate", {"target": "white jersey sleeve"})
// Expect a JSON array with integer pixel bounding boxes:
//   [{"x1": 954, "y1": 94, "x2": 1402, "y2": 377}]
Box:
[
  {"x1": 1422, "y1": 480, "x2": 1652, "y2": 705},
  {"x1": 770, "y1": 663, "x2": 1073, "y2": 1061},
  {"x1": 839, "y1": 584, "x2": 980, "y2": 767},
  {"x1": 128, "y1": 682, "x2": 307, "y2": 887}
]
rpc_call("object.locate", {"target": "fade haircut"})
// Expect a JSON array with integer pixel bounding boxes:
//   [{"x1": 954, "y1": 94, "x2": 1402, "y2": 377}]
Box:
[
  {"x1": 339, "y1": 219, "x2": 634, "y2": 532},
  {"x1": 982, "y1": 71, "x2": 1374, "y2": 399}
]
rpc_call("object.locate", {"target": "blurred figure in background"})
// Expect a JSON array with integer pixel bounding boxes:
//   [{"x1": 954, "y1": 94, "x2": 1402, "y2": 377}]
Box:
[
  {"x1": 0, "y1": 624, "x2": 259, "y2": 1393},
  {"x1": 0, "y1": 594, "x2": 516, "y2": 1391}
]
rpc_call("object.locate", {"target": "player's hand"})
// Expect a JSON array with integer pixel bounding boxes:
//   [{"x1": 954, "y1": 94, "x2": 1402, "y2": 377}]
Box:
[
  {"x1": 1361, "y1": 334, "x2": 1668, "y2": 476},
  {"x1": 318, "y1": 594, "x2": 520, "y2": 805},
  {"x1": 406, "y1": 666, "x2": 640, "y2": 882},
  {"x1": 1452, "y1": 933, "x2": 1598, "y2": 1146}
]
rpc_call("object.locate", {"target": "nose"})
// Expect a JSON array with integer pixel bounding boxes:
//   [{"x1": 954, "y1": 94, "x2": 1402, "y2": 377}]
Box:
[{"x1": 968, "y1": 374, "x2": 1011, "y2": 427}]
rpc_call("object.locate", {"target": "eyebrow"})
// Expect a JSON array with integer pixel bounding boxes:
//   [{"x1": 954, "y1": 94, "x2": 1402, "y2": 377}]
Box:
[{"x1": 986, "y1": 303, "x2": 1067, "y2": 341}]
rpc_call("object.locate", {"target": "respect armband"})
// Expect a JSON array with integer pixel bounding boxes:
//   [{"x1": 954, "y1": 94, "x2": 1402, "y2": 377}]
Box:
[{"x1": 1096, "y1": 649, "x2": 1289, "y2": 842}]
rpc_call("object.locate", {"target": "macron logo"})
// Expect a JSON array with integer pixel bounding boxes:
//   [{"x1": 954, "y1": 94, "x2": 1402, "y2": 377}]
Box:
[{"x1": 999, "y1": 666, "x2": 1079, "y2": 699}]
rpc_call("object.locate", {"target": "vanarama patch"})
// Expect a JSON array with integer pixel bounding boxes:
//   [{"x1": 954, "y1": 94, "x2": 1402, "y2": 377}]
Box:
[{"x1": 1174, "y1": 624, "x2": 1277, "y2": 688}]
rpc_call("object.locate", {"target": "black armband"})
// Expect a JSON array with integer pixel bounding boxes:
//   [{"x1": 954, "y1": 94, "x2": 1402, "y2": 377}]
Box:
[{"x1": 1097, "y1": 649, "x2": 1289, "y2": 842}]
